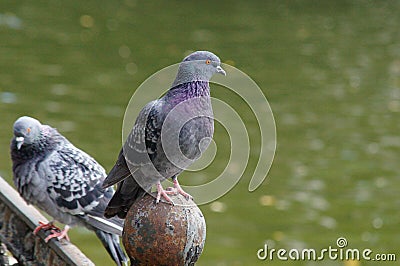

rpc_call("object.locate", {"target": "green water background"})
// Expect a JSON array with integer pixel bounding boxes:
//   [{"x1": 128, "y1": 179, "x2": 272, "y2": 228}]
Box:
[{"x1": 0, "y1": 1, "x2": 399, "y2": 265}]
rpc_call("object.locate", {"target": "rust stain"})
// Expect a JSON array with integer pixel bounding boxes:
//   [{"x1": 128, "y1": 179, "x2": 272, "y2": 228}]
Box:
[{"x1": 123, "y1": 193, "x2": 206, "y2": 266}]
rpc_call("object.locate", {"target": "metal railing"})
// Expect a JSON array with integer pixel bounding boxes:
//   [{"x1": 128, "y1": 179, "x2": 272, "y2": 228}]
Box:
[{"x1": 0, "y1": 176, "x2": 95, "y2": 266}]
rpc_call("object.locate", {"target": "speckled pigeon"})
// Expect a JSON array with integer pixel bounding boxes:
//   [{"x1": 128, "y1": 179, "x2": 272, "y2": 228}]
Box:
[
  {"x1": 102, "y1": 51, "x2": 226, "y2": 218},
  {"x1": 10, "y1": 116, "x2": 128, "y2": 266}
]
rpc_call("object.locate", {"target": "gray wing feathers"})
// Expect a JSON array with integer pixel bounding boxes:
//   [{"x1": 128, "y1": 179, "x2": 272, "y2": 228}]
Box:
[
  {"x1": 11, "y1": 124, "x2": 128, "y2": 265},
  {"x1": 101, "y1": 149, "x2": 132, "y2": 188},
  {"x1": 45, "y1": 142, "x2": 106, "y2": 215},
  {"x1": 13, "y1": 163, "x2": 62, "y2": 219},
  {"x1": 93, "y1": 229, "x2": 127, "y2": 266},
  {"x1": 102, "y1": 100, "x2": 166, "y2": 218},
  {"x1": 103, "y1": 100, "x2": 158, "y2": 188},
  {"x1": 86, "y1": 214, "x2": 123, "y2": 236}
]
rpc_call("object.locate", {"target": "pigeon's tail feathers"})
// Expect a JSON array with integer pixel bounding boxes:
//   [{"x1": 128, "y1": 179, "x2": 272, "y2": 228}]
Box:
[
  {"x1": 86, "y1": 214, "x2": 124, "y2": 236},
  {"x1": 102, "y1": 149, "x2": 134, "y2": 188},
  {"x1": 94, "y1": 229, "x2": 128, "y2": 266},
  {"x1": 104, "y1": 178, "x2": 147, "y2": 219}
]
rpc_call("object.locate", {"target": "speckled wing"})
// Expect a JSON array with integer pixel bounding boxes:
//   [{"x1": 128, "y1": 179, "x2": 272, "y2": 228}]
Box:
[
  {"x1": 103, "y1": 99, "x2": 165, "y2": 218},
  {"x1": 43, "y1": 141, "x2": 107, "y2": 216},
  {"x1": 102, "y1": 99, "x2": 161, "y2": 188}
]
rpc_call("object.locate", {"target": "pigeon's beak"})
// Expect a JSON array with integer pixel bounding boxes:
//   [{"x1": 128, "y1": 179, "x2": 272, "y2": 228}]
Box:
[
  {"x1": 216, "y1": 65, "x2": 226, "y2": 76},
  {"x1": 15, "y1": 136, "x2": 24, "y2": 150}
]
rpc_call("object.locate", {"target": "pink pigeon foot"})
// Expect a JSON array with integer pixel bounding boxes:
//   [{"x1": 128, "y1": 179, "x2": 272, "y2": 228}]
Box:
[
  {"x1": 172, "y1": 179, "x2": 192, "y2": 200},
  {"x1": 166, "y1": 179, "x2": 193, "y2": 200},
  {"x1": 44, "y1": 225, "x2": 70, "y2": 243},
  {"x1": 156, "y1": 182, "x2": 175, "y2": 204},
  {"x1": 33, "y1": 221, "x2": 60, "y2": 235}
]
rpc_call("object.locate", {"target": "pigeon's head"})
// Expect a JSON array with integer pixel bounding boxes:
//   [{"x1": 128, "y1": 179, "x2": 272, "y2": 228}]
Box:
[
  {"x1": 174, "y1": 51, "x2": 226, "y2": 85},
  {"x1": 13, "y1": 116, "x2": 42, "y2": 149}
]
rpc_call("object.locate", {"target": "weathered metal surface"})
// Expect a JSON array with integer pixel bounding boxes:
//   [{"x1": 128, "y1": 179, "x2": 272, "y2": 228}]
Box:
[
  {"x1": 123, "y1": 193, "x2": 206, "y2": 266},
  {"x1": 0, "y1": 176, "x2": 94, "y2": 266},
  {"x1": 0, "y1": 241, "x2": 9, "y2": 265}
]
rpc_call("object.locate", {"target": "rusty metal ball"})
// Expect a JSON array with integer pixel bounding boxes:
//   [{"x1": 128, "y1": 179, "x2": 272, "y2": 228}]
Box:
[{"x1": 122, "y1": 192, "x2": 206, "y2": 266}]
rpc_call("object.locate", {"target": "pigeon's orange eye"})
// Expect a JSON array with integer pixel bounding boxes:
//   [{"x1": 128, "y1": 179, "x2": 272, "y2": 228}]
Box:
[
  {"x1": 27, "y1": 128, "x2": 31, "y2": 134},
  {"x1": 205, "y1": 59, "x2": 211, "y2": 65}
]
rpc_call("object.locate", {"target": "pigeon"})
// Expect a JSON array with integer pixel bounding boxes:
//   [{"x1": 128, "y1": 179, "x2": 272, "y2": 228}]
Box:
[
  {"x1": 10, "y1": 116, "x2": 128, "y2": 266},
  {"x1": 102, "y1": 51, "x2": 226, "y2": 219}
]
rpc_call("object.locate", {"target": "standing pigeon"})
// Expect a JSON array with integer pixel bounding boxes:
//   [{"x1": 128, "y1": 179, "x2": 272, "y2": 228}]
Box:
[
  {"x1": 102, "y1": 51, "x2": 226, "y2": 218},
  {"x1": 10, "y1": 116, "x2": 128, "y2": 266}
]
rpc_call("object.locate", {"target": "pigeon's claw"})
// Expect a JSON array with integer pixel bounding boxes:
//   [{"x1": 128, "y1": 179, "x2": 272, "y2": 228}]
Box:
[
  {"x1": 44, "y1": 225, "x2": 70, "y2": 243},
  {"x1": 156, "y1": 182, "x2": 175, "y2": 205},
  {"x1": 173, "y1": 179, "x2": 193, "y2": 200},
  {"x1": 33, "y1": 221, "x2": 60, "y2": 235}
]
